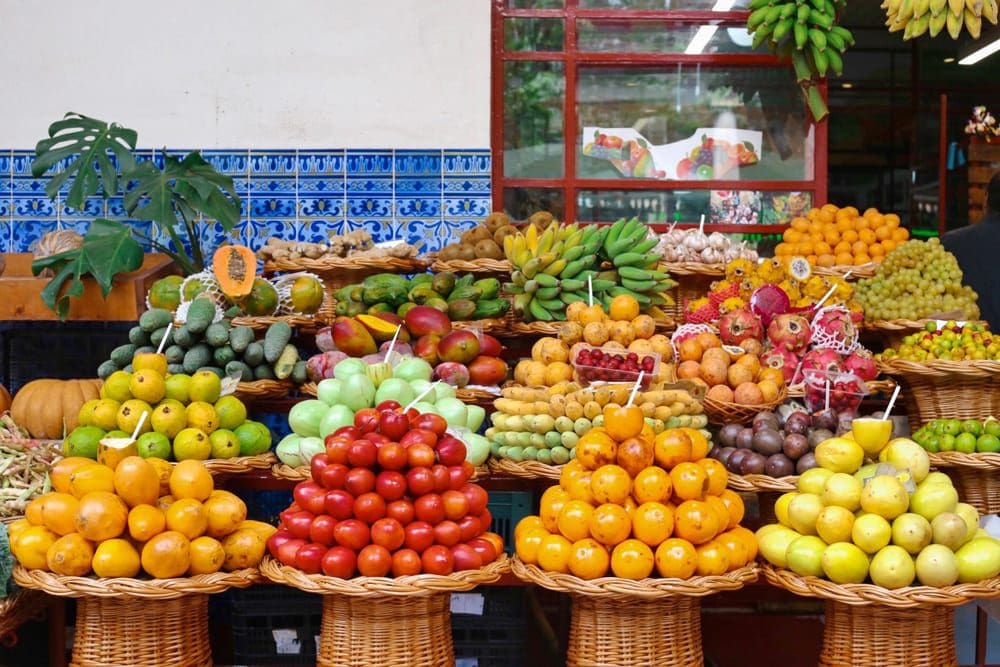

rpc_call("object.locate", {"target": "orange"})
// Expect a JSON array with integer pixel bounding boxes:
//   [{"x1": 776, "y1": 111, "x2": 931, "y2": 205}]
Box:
[
  {"x1": 203, "y1": 491, "x2": 247, "y2": 538},
  {"x1": 141, "y1": 531, "x2": 191, "y2": 579},
  {"x1": 858, "y1": 229, "x2": 876, "y2": 245},
  {"x1": 92, "y1": 538, "x2": 142, "y2": 578},
  {"x1": 603, "y1": 405, "x2": 644, "y2": 442},
  {"x1": 588, "y1": 503, "x2": 631, "y2": 546},
  {"x1": 835, "y1": 218, "x2": 853, "y2": 233},
  {"x1": 716, "y1": 530, "x2": 749, "y2": 569},
  {"x1": 632, "y1": 467, "x2": 672, "y2": 504},
  {"x1": 622, "y1": 495, "x2": 638, "y2": 517},
  {"x1": 885, "y1": 214, "x2": 901, "y2": 228},
  {"x1": 891, "y1": 228, "x2": 909, "y2": 242},
  {"x1": 631, "y1": 502, "x2": 674, "y2": 547},
  {"x1": 655, "y1": 538, "x2": 698, "y2": 578},
  {"x1": 169, "y1": 460, "x2": 214, "y2": 502},
  {"x1": 705, "y1": 495, "x2": 732, "y2": 531},
  {"x1": 851, "y1": 241, "x2": 868, "y2": 255},
  {"x1": 797, "y1": 241, "x2": 813, "y2": 255},
  {"x1": 855, "y1": 218, "x2": 870, "y2": 231},
  {"x1": 38, "y1": 492, "x2": 81, "y2": 536},
  {"x1": 881, "y1": 239, "x2": 897, "y2": 253},
  {"x1": 841, "y1": 229, "x2": 858, "y2": 244},
  {"x1": 539, "y1": 487, "x2": 572, "y2": 533},
  {"x1": 875, "y1": 225, "x2": 892, "y2": 241},
  {"x1": 536, "y1": 534, "x2": 573, "y2": 573},
  {"x1": 46, "y1": 533, "x2": 94, "y2": 576},
  {"x1": 11, "y1": 526, "x2": 58, "y2": 569},
  {"x1": 817, "y1": 254, "x2": 836, "y2": 267},
  {"x1": 516, "y1": 516, "x2": 546, "y2": 544},
  {"x1": 7, "y1": 518, "x2": 31, "y2": 544},
  {"x1": 609, "y1": 294, "x2": 640, "y2": 322},
  {"x1": 833, "y1": 241, "x2": 851, "y2": 255},
  {"x1": 559, "y1": 459, "x2": 587, "y2": 489},
  {"x1": 695, "y1": 539, "x2": 731, "y2": 576},
  {"x1": 576, "y1": 430, "x2": 618, "y2": 471},
  {"x1": 774, "y1": 242, "x2": 790, "y2": 256},
  {"x1": 670, "y1": 463, "x2": 708, "y2": 502},
  {"x1": 188, "y1": 536, "x2": 226, "y2": 575},
  {"x1": 697, "y1": 459, "x2": 728, "y2": 496},
  {"x1": 680, "y1": 428, "x2": 709, "y2": 460},
  {"x1": 653, "y1": 429, "x2": 692, "y2": 470},
  {"x1": 128, "y1": 504, "x2": 167, "y2": 542},
  {"x1": 757, "y1": 367, "x2": 786, "y2": 387},
  {"x1": 590, "y1": 464, "x2": 632, "y2": 505},
  {"x1": 835, "y1": 252, "x2": 855, "y2": 266},
  {"x1": 25, "y1": 496, "x2": 44, "y2": 526},
  {"x1": 732, "y1": 526, "x2": 758, "y2": 561},
  {"x1": 145, "y1": 458, "x2": 173, "y2": 496},
  {"x1": 853, "y1": 254, "x2": 871, "y2": 266},
  {"x1": 165, "y1": 498, "x2": 208, "y2": 540},
  {"x1": 157, "y1": 495, "x2": 175, "y2": 512},
  {"x1": 791, "y1": 216, "x2": 809, "y2": 231},
  {"x1": 674, "y1": 500, "x2": 720, "y2": 545},
  {"x1": 515, "y1": 526, "x2": 550, "y2": 565},
  {"x1": 75, "y1": 492, "x2": 128, "y2": 542},
  {"x1": 568, "y1": 538, "x2": 610, "y2": 580},
  {"x1": 869, "y1": 243, "x2": 885, "y2": 257},
  {"x1": 814, "y1": 241, "x2": 832, "y2": 256},
  {"x1": 610, "y1": 539, "x2": 655, "y2": 579},
  {"x1": 50, "y1": 458, "x2": 98, "y2": 494},
  {"x1": 806, "y1": 254, "x2": 818, "y2": 265},
  {"x1": 579, "y1": 304, "x2": 607, "y2": 326},
  {"x1": 68, "y1": 464, "x2": 115, "y2": 498},
  {"x1": 718, "y1": 489, "x2": 746, "y2": 528},
  {"x1": 113, "y1": 457, "x2": 160, "y2": 508},
  {"x1": 557, "y1": 500, "x2": 595, "y2": 542},
  {"x1": 565, "y1": 472, "x2": 596, "y2": 504}
]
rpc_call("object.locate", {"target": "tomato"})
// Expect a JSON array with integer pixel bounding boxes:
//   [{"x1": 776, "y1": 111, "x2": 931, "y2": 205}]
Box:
[
  {"x1": 309, "y1": 515, "x2": 338, "y2": 546},
  {"x1": 333, "y1": 519, "x2": 370, "y2": 551},
  {"x1": 376, "y1": 443, "x2": 408, "y2": 471},
  {"x1": 310, "y1": 453, "x2": 330, "y2": 485},
  {"x1": 406, "y1": 444, "x2": 435, "y2": 468},
  {"x1": 421, "y1": 545, "x2": 454, "y2": 575},
  {"x1": 391, "y1": 548, "x2": 422, "y2": 576},
  {"x1": 401, "y1": 428, "x2": 438, "y2": 449},
  {"x1": 457, "y1": 515, "x2": 483, "y2": 542},
  {"x1": 441, "y1": 490, "x2": 469, "y2": 521},
  {"x1": 411, "y1": 413, "x2": 448, "y2": 436},
  {"x1": 386, "y1": 499, "x2": 415, "y2": 526},
  {"x1": 276, "y1": 538, "x2": 306, "y2": 566},
  {"x1": 461, "y1": 484, "x2": 488, "y2": 515},
  {"x1": 344, "y1": 468, "x2": 376, "y2": 496},
  {"x1": 404, "y1": 407, "x2": 420, "y2": 421},
  {"x1": 451, "y1": 543, "x2": 483, "y2": 571},
  {"x1": 353, "y1": 493, "x2": 387, "y2": 524},
  {"x1": 378, "y1": 411, "x2": 409, "y2": 442},
  {"x1": 293, "y1": 481, "x2": 327, "y2": 515},
  {"x1": 448, "y1": 465, "x2": 470, "y2": 491},
  {"x1": 353, "y1": 408, "x2": 380, "y2": 434},
  {"x1": 324, "y1": 437, "x2": 351, "y2": 465},
  {"x1": 363, "y1": 432, "x2": 391, "y2": 447},
  {"x1": 324, "y1": 490, "x2": 355, "y2": 521},
  {"x1": 357, "y1": 544, "x2": 392, "y2": 577},
  {"x1": 414, "y1": 494, "x2": 445, "y2": 525},
  {"x1": 267, "y1": 530, "x2": 295, "y2": 559},
  {"x1": 321, "y1": 545, "x2": 357, "y2": 578},
  {"x1": 479, "y1": 532, "x2": 505, "y2": 557},
  {"x1": 467, "y1": 537, "x2": 498, "y2": 564},
  {"x1": 406, "y1": 467, "x2": 435, "y2": 496},
  {"x1": 375, "y1": 471, "x2": 407, "y2": 502},
  {"x1": 433, "y1": 520, "x2": 461, "y2": 547},
  {"x1": 285, "y1": 511, "x2": 315, "y2": 540},
  {"x1": 478, "y1": 508, "x2": 494, "y2": 533},
  {"x1": 431, "y1": 465, "x2": 451, "y2": 493},
  {"x1": 370, "y1": 518, "x2": 405, "y2": 551},
  {"x1": 375, "y1": 400, "x2": 402, "y2": 413},
  {"x1": 347, "y1": 440, "x2": 377, "y2": 468},
  {"x1": 320, "y1": 463, "x2": 349, "y2": 490},
  {"x1": 294, "y1": 543, "x2": 326, "y2": 574},
  {"x1": 404, "y1": 521, "x2": 435, "y2": 553},
  {"x1": 435, "y1": 435, "x2": 467, "y2": 466},
  {"x1": 333, "y1": 426, "x2": 361, "y2": 441}
]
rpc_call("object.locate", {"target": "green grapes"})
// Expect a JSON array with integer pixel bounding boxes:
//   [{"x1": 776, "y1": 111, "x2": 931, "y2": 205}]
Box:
[{"x1": 855, "y1": 238, "x2": 980, "y2": 322}]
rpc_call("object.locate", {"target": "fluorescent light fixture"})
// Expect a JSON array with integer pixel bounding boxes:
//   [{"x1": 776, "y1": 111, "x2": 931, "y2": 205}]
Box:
[
  {"x1": 712, "y1": 0, "x2": 736, "y2": 10},
  {"x1": 842, "y1": 83, "x2": 853, "y2": 89},
  {"x1": 959, "y1": 36, "x2": 1000, "y2": 65},
  {"x1": 685, "y1": 26, "x2": 718, "y2": 54},
  {"x1": 944, "y1": 57, "x2": 956, "y2": 63}
]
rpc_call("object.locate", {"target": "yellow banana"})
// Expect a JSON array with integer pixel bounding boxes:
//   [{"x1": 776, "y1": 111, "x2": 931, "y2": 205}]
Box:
[
  {"x1": 967, "y1": 0, "x2": 983, "y2": 15},
  {"x1": 525, "y1": 224, "x2": 538, "y2": 253},
  {"x1": 910, "y1": 12, "x2": 931, "y2": 34},
  {"x1": 950, "y1": 0, "x2": 966, "y2": 14},
  {"x1": 536, "y1": 226, "x2": 555, "y2": 255},
  {"x1": 914, "y1": 0, "x2": 931, "y2": 18},
  {"x1": 930, "y1": 11, "x2": 948, "y2": 33},
  {"x1": 984, "y1": 0, "x2": 998, "y2": 22},
  {"x1": 930, "y1": 0, "x2": 947, "y2": 13},
  {"x1": 947, "y1": 7, "x2": 964, "y2": 34},
  {"x1": 899, "y1": 0, "x2": 915, "y2": 20},
  {"x1": 966, "y1": 7, "x2": 983, "y2": 35}
]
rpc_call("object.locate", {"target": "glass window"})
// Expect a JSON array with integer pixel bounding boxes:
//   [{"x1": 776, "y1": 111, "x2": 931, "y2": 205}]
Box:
[
  {"x1": 578, "y1": 20, "x2": 753, "y2": 54},
  {"x1": 504, "y1": 62, "x2": 565, "y2": 178},
  {"x1": 507, "y1": 0, "x2": 563, "y2": 7},
  {"x1": 504, "y1": 188, "x2": 566, "y2": 221},
  {"x1": 579, "y1": 0, "x2": 749, "y2": 10},
  {"x1": 505, "y1": 18, "x2": 565, "y2": 52},
  {"x1": 577, "y1": 189, "x2": 706, "y2": 222}
]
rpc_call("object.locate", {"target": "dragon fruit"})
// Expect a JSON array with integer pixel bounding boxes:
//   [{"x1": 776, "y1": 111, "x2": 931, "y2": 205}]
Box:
[
  {"x1": 767, "y1": 313, "x2": 812, "y2": 354},
  {"x1": 843, "y1": 348, "x2": 878, "y2": 381},
  {"x1": 761, "y1": 347, "x2": 800, "y2": 383},
  {"x1": 810, "y1": 307, "x2": 858, "y2": 352},
  {"x1": 798, "y1": 348, "x2": 844, "y2": 382},
  {"x1": 718, "y1": 307, "x2": 763, "y2": 346}
]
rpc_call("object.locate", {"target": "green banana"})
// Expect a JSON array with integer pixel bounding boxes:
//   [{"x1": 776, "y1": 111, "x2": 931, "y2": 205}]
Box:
[
  {"x1": 826, "y1": 47, "x2": 843, "y2": 76},
  {"x1": 771, "y1": 17, "x2": 794, "y2": 42},
  {"x1": 808, "y1": 27, "x2": 828, "y2": 50},
  {"x1": 618, "y1": 266, "x2": 666, "y2": 281},
  {"x1": 830, "y1": 25, "x2": 855, "y2": 45},
  {"x1": 794, "y1": 21, "x2": 809, "y2": 49},
  {"x1": 503, "y1": 282, "x2": 524, "y2": 295},
  {"x1": 797, "y1": 3, "x2": 812, "y2": 21},
  {"x1": 559, "y1": 278, "x2": 586, "y2": 292},
  {"x1": 825, "y1": 29, "x2": 845, "y2": 51},
  {"x1": 809, "y1": 43, "x2": 829, "y2": 76},
  {"x1": 560, "y1": 245, "x2": 586, "y2": 263},
  {"x1": 621, "y1": 278, "x2": 657, "y2": 292},
  {"x1": 535, "y1": 286, "x2": 561, "y2": 300},
  {"x1": 536, "y1": 297, "x2": 564, "y2": 311},
  {"x1": 524, "y1": 280, "x2": 539, "y2": 295},
  {"x1": 513, "y1": 293, "x2": 531, "y2": 317},
  {"x1": 528, "y1": 298, "x2": 554, "y2": 322},
  {"x1": 810, "y1": 8, "x2": 834, "y2": 28},
  {"x1": 511, "y1": 270, "x2": 527, "y2": 287},
  {"x1": 535, "y1": 273, "x2": 559, "y2": 288},
  {"x1": 748, "y1": 6, "x2": 771, "y2": 29},
  {"x1": 560, "y1": 255, "x2": 596, "y2": 280},
  {"x1": 543, "y1": 259, "x2": 567, "y2": 276},
  {"x1": 613, "y1": 252, "x2": 660, "y2": 268}
]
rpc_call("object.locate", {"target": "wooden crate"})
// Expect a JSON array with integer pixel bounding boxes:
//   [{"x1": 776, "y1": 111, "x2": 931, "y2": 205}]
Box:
[
  {"x1": 967, "y1": 142, "x2": 1000, "y2": 224},
  {"x1": 0, "y1": 253, "x2": 177, "y2": 321}
]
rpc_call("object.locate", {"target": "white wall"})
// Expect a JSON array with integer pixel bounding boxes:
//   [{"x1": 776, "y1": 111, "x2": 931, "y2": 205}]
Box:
[{"x1": 0, "y1": 0, "x2": 491, "y2": 148}]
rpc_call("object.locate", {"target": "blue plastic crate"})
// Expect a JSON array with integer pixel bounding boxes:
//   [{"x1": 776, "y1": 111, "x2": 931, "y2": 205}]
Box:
[
  {"x1": 452, "y1": 588, "x2": 527, "y2": 667},
  {"x1": 235, "y1": 488, "x2": 293, "y2": 526},
  {"x1": 486, "y1": 491, "x2": 532, "y2": 555}
]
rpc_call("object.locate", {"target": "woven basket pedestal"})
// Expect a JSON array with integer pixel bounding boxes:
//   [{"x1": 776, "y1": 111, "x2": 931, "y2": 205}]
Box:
[
  {"x1": 318, "y1": 593, "x2": 453, "y2": 667},
  {"x1": 71, "y1": 595, "x2": 211, "y2": 667},
  {"x1": 568, "y1": 594, "x2": 702, "y2": 667},
  {"x1": 820, "y1": 601, "x2": 956, "y2": 667},
  {"x1": 944, "y1": 466, "x2": 1000, "y2": 515}
]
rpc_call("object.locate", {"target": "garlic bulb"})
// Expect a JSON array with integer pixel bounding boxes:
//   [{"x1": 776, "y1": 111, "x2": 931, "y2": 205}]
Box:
[
  {"x1": 683, "y1": 232, "x2": 708, "y2": 252},
  {"x1": 664, "y1": 230, "x2": 685, "y2": 245},
  {"x1": 707, "y1": 232, "x2": 728, "y2": 250},
  {"x1": 701, "y1": 247, "x2": 723, "y2": 263},
  {"x1": 723, "y1": 247, "x2": 740, "y2": 262}
]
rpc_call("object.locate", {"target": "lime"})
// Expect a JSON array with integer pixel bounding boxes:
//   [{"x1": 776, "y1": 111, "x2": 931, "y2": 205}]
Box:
[
  {"x1": 136, "y1": 432, "x2": 172, "y2": 459},
  {"x1": 922, "y1": 436, "x2": 940, "y2": 453},
  {"x1": 939, "y1": 434, "x2": 957, "y2": 452},
  {"x1": 64, "y1": 426, "x2": 106, "y2": 459},
  {"x1": 985, "y1": 419, "x2": 1000, "y2": 438},
  {"x1": 943, "y1": 420, "x2": 963, "y2": 436},
  {"x1": 962, "y1": 420, "x2": 984, "y2": 436},
  {"x1": 976, "y1": 434, "x2": 1000, "y2": 453},
  {"x1": 173, "y1": 428, "x2": 211, "y2": 460},
  {"x1": 955, "y1": 433, "x2": 978, "y2": 454},
  {"x1": 209, "y1": 429, "x2": 241, "y2": 459},
  {"x1": 929, "y1": 421, "x2": 947, "y2": 435}
]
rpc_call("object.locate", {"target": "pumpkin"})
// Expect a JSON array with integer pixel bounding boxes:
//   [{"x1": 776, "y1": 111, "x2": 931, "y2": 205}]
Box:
[
  {"x1": 11, "y1": 379, "x2": 102, "y2": 439},
  {"x1": 0, "y1": 384, "x2": 10, "y2": 414},
  {"x1": 212, "y1": 245, "x2": 257, "y2": 298}
]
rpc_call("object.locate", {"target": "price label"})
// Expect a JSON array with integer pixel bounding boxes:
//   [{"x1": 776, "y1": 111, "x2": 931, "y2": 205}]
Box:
[
  {"x1": 450, "y1": 592, "x2": 485, "y2": 615},
  {"x1": 272, "y1": 629, "x2": 300, "y2": 655}
]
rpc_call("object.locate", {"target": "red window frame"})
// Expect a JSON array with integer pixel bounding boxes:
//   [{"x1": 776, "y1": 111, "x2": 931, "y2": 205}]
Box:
[{"x1": 490, "y1": 0, "x2": 828, "y2": 233}]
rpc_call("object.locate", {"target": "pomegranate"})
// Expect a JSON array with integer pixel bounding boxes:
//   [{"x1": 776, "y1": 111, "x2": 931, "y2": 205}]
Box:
[
  {"x1": 718, "y1": 307, "x2": 763, "y2": 346},
  {"x1": 843, "y1": 348, "x2": 878, "y2": 381},
  {"x1": 767, "y1": 314, "x2": 811, "y2": 354},
  {"x1": 761, "y1": 347, "x2": 801, "y2": 383}
]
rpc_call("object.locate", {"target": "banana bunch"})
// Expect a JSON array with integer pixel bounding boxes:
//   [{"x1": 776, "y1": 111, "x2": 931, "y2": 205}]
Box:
[
  {"x1": 503, "y1": 219, "x2": 675, "y2": 322},
  {"x1": 884, "y1": 0, "x2": 997, "y2": 39}
]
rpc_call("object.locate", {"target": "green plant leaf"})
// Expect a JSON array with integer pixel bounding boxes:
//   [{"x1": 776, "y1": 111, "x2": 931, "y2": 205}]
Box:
[{"x1": 32, "y1": 113, "x2": 138, "y2": 209}]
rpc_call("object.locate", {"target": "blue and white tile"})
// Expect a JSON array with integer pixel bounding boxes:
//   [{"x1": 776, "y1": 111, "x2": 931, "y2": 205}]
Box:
[
  {"x1": 12, "y1": 220, "x2": 58, "y2": 252},
  {"x1": 395, "y1": 151, "x2": 442, "y2": 176},
  {"x1": 299, "y1": 219, "x2": 346, "y2": 244},
  {"x1": 443, "y1": 197, "x2": 491, "y2": 218},
  {"x1": 57, "y1": 219, "x2": 92, "y2": 236},
  {"x1": 60, "y1": 196, "x2": 104, "y2": 219},
  {"x1": 443, "y1": 150, "x2": 491, "y2": 175},
  {"x1": 299, "y1": 176, "x2": 345, "y2": 196},
  {"x1": 197, "y1": 221, "x2": 234, "y2": 257},
  {"x1": 346, "y1": 150, "x2": 393, "y2": 176},
  {"x1": 395, "y1": 177, "x2": 442, "y2": 195},
  {"x1": 347, "y1": 196, "x2": 393, "y2": 218},
  {"x1": 298, "y1": 195, "x2": 343, "y2": 218},
  {"x1": 12, "y1": 196, "x2": 57, "y2": 218},
  {"x1": 11, "y1": 151, "x2": 36, "y2": 176},
  {"x1": 251, "y1": 196, "x2": 297, "y2": 218},
  {"x1": 0, "y1": 222, "x2": 10, "y2": 252},
  {"x1": 346, "y1": 219, "x2": 393, "y2": 243},
  {"x1": 201, "y1": 150, "x2": 249, "y2": 176},
  {"x1": 250, "y1": 151, "x2": 297, "y2": 176},
  {"x1": 248, "y1": 177, "x2": 295, "y2": 195},
  {"x1": 394, "y1": 196, "x2": 441, "y2": 218},
  {"x1": 298, "y1": 150, "x2": 345, "y2": 175},
  {"x1": 11, "y1": 175, "x2": 50, "y2": 195},
  {"x1": 395, "y1": 219, "x2": 448, "y2": 253},
  {"x1": 122, "y1": 220, "x2": 155, "y2": 249},
  {"x1": 346, "y1": 177, "x2": 392, "y2": 194},
  {"x1": 0, "y1": 196, "x2": 9, "y2": 220},
  {"x1": 238, "y1": 218, "x2": 296, "y2": 251},
  {"x1": 443, "y1": 176, "x2": 490, "y2": 194},
  {"x1": 106, "y1": 197, "x2": 129, "y2": 218},
  {"x1": 444, "y1": 219, "x2": 479, "y2": 243}
]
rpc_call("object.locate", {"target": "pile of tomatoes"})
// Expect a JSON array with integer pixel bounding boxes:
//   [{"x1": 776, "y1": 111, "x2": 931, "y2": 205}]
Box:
[
  {"x1": 515, "y1": 405, "x2": 756, "y2": 580},
  {"x1": 268, "y1": 401, "x2": 504, "y2": 578}
]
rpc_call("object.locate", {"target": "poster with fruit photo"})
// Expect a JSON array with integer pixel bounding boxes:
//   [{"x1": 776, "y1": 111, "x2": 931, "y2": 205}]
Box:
[
  {"x1": 761, "y1": 192, "x2": 813, "y2": 226},
  {"x1": 710, "y1": 190, "x2": 761, "y2": 226},
  {"x1": 582, "y1": 127, "x2": 762, "y2": 180}
]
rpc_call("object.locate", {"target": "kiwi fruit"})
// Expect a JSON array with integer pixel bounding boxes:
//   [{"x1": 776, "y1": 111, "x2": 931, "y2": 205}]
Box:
[
  {"x1": 438, "y1": 244, "x2": 462, "y2": 260},
  {"x1": 483, "y1": 212, "x2": 510, "y2": 233},
  {"x1": 455, "y1": 244, "x2": 477, "y2": 260},
  {"x1": 460, "y1": 229, "x2": 478, "y2": 245},
  {"x1": 466, "y1": 226, "x2": 493, "y2": 244},
  {"x1": 475, "y1": 239, "x2": 503, "y2": 259},
  {"x1": 528, "y1": 211, "x2": 554, "y2": 229},
  {"x1": 493, "y1": 225, "x2": 517, "y2": 246}
]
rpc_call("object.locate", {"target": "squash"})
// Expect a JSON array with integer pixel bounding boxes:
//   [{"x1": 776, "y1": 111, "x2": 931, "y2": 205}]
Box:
[
  {"x1": 0, "y1": 384, "x2": 10, "y2": 414},
  {"x1": 11, "y1": 379, "x2": 102, "y2": 439},
  {"x1": 212, "y1": 245, "x2": 257, "y2": 298}
]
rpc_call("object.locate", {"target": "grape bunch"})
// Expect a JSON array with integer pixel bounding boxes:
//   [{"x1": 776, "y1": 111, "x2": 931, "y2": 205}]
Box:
[{"x1": 854, "y1": 238, "x2": 980, "y2": 322}]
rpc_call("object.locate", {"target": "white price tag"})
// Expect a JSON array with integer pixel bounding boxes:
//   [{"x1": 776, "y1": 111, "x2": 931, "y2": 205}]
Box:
[
  {"x1": 271, "y1": 629, "x2": 300, "y2": 655},
  {"x1": 456, "y1": 659, "x2": 479, "y2": 667},
  {"x1": 450, "y1": 592, "x2": 485, "y2": 615}
]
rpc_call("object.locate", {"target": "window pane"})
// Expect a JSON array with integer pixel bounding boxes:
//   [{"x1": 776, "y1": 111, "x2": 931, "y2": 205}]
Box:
[
  {"x1": 580, "y1": 0, "x2": 749, "y2": 9},
  {"x1": 578, "y1": 20, "x2": 753, "y2": 53},
  {"x1": 577, "y1": 66, "x2": 811, "y2": 181},
  {"x1": 576, "y1": 189, "x2": 707, "y2": 223},
  {"x1": 505, "y1": 62, "x2": 565, "y2": 178},
  {"x1": 507, "y1": 0, "x2": 563, "y2": 7},
  {"x1": 504, "y1": 188, "x2": 566, "y2": 221},
  {"x1": 505, "y1": 18, "x2": 564, "y2": 51}
]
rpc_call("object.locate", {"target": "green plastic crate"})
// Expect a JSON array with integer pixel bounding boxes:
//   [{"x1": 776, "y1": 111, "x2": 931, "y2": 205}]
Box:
[{"x1": 487, "y1": 491, "x2": 532, "y2": 555}]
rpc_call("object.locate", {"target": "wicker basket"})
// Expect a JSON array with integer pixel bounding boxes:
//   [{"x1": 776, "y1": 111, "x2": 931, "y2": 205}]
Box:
[
  {"x1": 273, "y1": 462, "x2": 488, "y2": 483},
  {"x1": 455, "y1": 386, "x2": 500, "y2": 407},
  {"x1": 260, "y1": 555, "x2": 508, "y2": 667},
  {"x1": 863, "y1": 319, "x2": 937, "y2": 349},
  {"x1": 726, "y1": 473, "x2": 797, "y2": 493},
  {"x1": 263, "y1": 256, "x2": 429, "y2": 290},
  {"x1": 813, "y1": 263, "x2": 877, "y2": 279},
  {"x1": 761, "y1": 563, "x2": 1000, "y2": 667},
  {"x1": 787, "y1": 378, "x2": 896, "y2": 399},
  {"x1": 428, "y1": 256, "x2": 512, "y2": 275},
  {"x1": 928, "y1": 451, "x2": 1000, "y2": 515},
  {"x1": 0, "y1": 589, "x2": 47, "y2": 641},
  {"x1": 702, "y1": 387, "x2": 788, "y2": 426},
  {"x1": 513, "y1": 558, "x2": 757, "y2": 667},
  {"x1": 13, "y1": 567, "x2": 258, "y2": 667},
  {"x1": 230, "y1": 313, "x2": 329, "y2": 334},
  {"x1": 233, "y1": 379, "x2": 293, "y2": 401},
  {"x1": 201, "y1": 452, "x2": 277, "y2": 475},
  {"x1": 488, "y1": 457, "x2": 563, "y2": 480},
  {"x1": 876, "y1": 358, "x2": 1000, "y2": 427},
  {"x1": 659, "y1": 262, "x2": 724, "y2": 322}
]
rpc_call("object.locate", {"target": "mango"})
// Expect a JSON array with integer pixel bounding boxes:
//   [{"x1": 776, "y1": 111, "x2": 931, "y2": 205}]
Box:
[{"x1": 331, "y1": 317, "x2": 377, "y2": 357}]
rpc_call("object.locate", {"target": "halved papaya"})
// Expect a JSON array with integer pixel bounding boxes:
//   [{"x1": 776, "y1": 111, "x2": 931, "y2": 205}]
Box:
[{"x1": 213, "y1": 245, "x2": 257, "y2": 298}]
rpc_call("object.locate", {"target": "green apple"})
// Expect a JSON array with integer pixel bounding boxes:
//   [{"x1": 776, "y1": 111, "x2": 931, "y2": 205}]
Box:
[{"x1": 319, "y1": 405, "x2": 355, "y2": 438}]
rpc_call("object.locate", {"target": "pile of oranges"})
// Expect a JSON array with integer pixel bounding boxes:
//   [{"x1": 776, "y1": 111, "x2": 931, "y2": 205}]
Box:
[
  {"x1": 8, "y1": 456, "x2": 273, "y2": 579},
  {"x1": 514, "y1": 405, "x2": 754, "y2": 580},
  {"x1": 775, "y1": 205, "x2": 910, "y2": 268}
]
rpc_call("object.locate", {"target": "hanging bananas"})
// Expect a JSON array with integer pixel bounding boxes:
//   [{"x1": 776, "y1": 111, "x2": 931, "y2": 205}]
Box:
[
  {"x1": 883, "y1": 0, "x2": 997, "y2": 39},
  {"x1": 502, "y1": 218, "x2": 676, "y2": 323},
  {"x1": 747, "y1": 0, "x2": 855, "y2": 122}
]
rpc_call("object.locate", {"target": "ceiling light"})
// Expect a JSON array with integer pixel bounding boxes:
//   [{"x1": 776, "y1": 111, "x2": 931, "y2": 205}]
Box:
[
  {"x1": 959, "y1": 36, "x2": 1000, "y2": 65},
  {"x1": 842, "y1": 83, "x2": 853, "y2": 89},
  {"x1": 943, "y1": 57, "x2": 956, "y2": 63},
  {"x1": 712, "y1": 0, "x2": 736, "y2": 9},
  {"x1": 685, "y1": 26, "x2": 718, "y2": 54}
]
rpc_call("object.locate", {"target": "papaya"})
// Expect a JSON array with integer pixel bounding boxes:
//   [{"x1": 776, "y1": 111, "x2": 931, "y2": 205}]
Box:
[
  {"x1": 239, "y1": 279, "x2": 279, "y2": 317},
  {"x1": 147, "y1": 276, "x2": 184, "y2": 311},
  {"x1": 212, "y1": 245, "x2": 257, "y2": 298}
]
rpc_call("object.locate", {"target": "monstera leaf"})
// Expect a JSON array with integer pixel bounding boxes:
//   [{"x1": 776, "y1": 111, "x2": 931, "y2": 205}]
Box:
[{"x1": 32, "y1": 113, "x2": 138, "y2": 209}]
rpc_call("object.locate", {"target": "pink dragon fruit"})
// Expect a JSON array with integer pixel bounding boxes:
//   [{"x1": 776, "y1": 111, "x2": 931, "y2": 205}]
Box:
[
  {"x1": 718, "y1": 308, "x2": 763, "y2": 346},
  {"x1": 761, "y1": 347, "x2": 800, "y2": 383},
  {"x1": 767, "y1": 313, "x2": 812, "y2": 354},
  {"x1": 798, "y1": 348, "x2": 844, "y2": 383},
  {"x1": 843, "y1": 348, "x2": 878, "y2": 381},
  {"x1": 811, "y1": 308, "x2": 858, "y2": 351}
]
